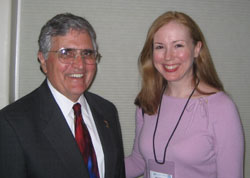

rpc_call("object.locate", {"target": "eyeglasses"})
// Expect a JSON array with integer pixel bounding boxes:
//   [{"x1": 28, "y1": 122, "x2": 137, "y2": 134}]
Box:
[{"x1": 49, "y1": 48, "x2": 101, "y2": 65}]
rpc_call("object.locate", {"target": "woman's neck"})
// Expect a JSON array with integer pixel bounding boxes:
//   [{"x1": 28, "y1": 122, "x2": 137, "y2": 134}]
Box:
[{"x1": 166, "y1": 79, "x2": 197, "y2": 98}]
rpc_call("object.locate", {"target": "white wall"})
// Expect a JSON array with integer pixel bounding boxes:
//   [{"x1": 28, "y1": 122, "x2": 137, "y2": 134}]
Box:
[
  {"x1": 0, "y1": 0, "x2": 12, "y2": 108},
  {"x1": 1, "y1": 0, "x2": 250, "y2": 177}
]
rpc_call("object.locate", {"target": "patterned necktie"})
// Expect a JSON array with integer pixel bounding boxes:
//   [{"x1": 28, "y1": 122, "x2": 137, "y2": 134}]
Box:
[{"x1": 73, "y1": 103, "x2": 100, "y2": 178}]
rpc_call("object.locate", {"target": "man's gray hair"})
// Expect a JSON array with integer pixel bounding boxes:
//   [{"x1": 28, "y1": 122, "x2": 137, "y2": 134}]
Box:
[{"x1": 38, "y1": 13, "x2": 98, "y2": 59}]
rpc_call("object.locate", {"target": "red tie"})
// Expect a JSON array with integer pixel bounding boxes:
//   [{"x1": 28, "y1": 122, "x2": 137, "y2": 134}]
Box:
[{"x1": 73, "y1": 103, "x2": 100, "y2": 178}]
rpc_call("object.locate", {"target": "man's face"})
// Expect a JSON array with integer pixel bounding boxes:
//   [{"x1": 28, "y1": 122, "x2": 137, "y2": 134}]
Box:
[{"x1": 38, "y1": 29, "x2": 97, "y2": 102}]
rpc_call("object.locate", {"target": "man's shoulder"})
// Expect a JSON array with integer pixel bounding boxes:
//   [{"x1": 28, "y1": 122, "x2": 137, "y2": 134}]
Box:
[
  {"x1": 0, "y1": 84, "x2": 45, "y2": 114},
  {"x1": 84, "y1": 91, "x2": 116, "y2": 109}
]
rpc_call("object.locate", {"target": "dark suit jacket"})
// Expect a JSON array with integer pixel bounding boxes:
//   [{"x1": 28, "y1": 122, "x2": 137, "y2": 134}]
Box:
[{"x1": 0, "y1": 80, "x2": 125, "y2": 178}]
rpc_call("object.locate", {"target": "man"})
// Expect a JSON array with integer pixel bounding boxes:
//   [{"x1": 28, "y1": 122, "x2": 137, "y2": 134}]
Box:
[{"x1": 0, "y1": 13, "x2": 125, "y2": 178}]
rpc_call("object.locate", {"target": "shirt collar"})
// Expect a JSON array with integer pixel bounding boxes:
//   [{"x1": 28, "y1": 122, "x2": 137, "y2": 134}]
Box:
[{"x1": 47, "y1": 80, "x2": 86, "y2": 116}]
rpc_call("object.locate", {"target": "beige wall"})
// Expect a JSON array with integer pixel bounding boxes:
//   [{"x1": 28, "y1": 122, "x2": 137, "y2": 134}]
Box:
[
  {"x1": 0, "y1": 0, "x2": 12, "y2": 108},
  {"x1": 1, "y1": 0, "x2": 250, "y2": 177}
]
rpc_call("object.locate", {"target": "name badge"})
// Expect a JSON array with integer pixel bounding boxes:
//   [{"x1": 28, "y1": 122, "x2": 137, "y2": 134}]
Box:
[
  {"x1": 147, "y1": 159, "x2": 175, "y2": 178},
  {"x1": 150, "y1": 170, "x2": 172, "y2": 178}
]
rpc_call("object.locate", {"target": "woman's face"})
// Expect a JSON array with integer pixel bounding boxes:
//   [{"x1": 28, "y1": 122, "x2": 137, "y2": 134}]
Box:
[{"x1": 153, "y1": 21, "x2": 201, "y2": 84}]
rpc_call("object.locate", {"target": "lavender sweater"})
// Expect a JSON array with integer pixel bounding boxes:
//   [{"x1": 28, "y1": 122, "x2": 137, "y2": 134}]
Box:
[{"x1": 125, "y1": 92, "x2": 244, "y2": 178}]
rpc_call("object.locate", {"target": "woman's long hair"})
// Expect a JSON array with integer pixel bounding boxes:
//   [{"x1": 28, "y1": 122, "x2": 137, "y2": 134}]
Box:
[{"x1": 135, "y1": 11, "x2": 224, "y2": 115}]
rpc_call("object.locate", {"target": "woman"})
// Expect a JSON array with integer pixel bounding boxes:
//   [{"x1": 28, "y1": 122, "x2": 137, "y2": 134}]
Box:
[{"x1": 125, "y1": 11, "x2": 244, "y2": 178}]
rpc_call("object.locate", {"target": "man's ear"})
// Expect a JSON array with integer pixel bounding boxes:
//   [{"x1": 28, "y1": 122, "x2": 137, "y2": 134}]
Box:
[{"x1": 37, "y1": 52, "x2": 47, "y2": 74}]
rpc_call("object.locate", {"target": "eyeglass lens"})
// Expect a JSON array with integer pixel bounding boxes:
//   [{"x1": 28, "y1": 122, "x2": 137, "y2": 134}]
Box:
[{"x1": 58, "y1": 48, "x2": 98, "y2": 64}]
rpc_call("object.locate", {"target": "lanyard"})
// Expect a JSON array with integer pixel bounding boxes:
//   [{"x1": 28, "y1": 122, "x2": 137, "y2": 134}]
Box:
[{"x1": 153, "y1": 80, "x2": 200, "y2": 164}]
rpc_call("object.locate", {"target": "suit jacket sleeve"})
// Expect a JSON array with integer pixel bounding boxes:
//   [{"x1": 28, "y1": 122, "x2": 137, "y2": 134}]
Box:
[{"x1": 0, "y1": 114, "x2": 27, "y2": 178}]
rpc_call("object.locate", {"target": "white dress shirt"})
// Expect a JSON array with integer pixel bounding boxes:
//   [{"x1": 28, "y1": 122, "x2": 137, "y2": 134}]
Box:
[{"x1": 47, "y1": 80, "x2": 105, "y2": 178}]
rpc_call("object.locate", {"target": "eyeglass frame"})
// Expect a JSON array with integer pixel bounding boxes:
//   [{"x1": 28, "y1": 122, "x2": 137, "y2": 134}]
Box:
[{"x1": 48, "y1": 47, "x2": 101, "y2": 65}]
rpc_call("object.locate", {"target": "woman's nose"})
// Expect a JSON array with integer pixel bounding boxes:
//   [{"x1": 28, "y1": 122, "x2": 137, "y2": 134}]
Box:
[{"x1": 164, "y1": 48, "x2": 173, "y2": 61}]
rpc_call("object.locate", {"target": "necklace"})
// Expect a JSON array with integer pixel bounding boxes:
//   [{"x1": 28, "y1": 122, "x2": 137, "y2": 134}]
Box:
[{"x1": 153, "y1": 79, "x2": 200, "y2": 164}]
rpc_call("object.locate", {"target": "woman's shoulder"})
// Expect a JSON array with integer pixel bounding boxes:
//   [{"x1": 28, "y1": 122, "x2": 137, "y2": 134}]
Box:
[
  {"x1": 193, "y1": 81, "x2": 220, "y2": 97},
  {"x1": 207, "y1": 92, "x2": 237, "y2": 111},
  {"x1": 195, "y1": 81, "x2": 236, "y2": 109}
]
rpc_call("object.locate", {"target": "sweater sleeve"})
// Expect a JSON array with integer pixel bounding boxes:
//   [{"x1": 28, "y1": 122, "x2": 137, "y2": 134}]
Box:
[
  {"x1": 125, "y1": 107, "x2": 145, "y2": 178},
  {"x1": 210, "y1": 94, "x2": 244, "y2": 178}
]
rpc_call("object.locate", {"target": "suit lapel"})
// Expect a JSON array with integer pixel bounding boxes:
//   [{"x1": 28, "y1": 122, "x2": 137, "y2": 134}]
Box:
[
  {"x1": 84, "y1": 92, "x2": 115, "y2": 177},
  {"x1": 36, "y1": 81, "x2": 118, "y2": 178},
  {"x1": 38, "y1": 81, "x2": 89, "y2": 177}
]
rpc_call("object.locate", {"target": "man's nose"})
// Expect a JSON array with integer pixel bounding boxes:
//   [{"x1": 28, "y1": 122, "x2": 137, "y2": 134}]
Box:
[{"x1": 72, "y1": 54, "x2": 84, "y2": 68}]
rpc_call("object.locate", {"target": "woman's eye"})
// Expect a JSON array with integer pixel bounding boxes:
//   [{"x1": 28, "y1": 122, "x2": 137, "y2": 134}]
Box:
[
  {"x1": 175, "y1": 44, "x2": 184, "y2": 48},
  {"x1": 154, "y1": 45, "x2": 164, "y2": 50}
]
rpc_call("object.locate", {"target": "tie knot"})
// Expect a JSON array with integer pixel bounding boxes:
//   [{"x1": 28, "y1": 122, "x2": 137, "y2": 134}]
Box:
[{"x1": 73, "y1": 103, "x2": 82, "y2": 117}]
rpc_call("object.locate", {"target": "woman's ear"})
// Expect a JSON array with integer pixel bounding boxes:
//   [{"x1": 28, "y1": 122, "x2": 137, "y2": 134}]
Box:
[{"x1": 194, "y1": 41, "x2": 202, "y2": 58}]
